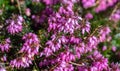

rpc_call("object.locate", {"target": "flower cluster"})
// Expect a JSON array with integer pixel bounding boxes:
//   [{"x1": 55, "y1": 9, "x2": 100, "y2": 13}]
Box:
[
  {"x1": 38, "y1": 0, "x2": 117, "y2": 70},
  {"x1": 89, "y1": 51, "x2": 108, "y2": 71},
  {"x1": 0, "y1": 0, "x2": 120, "y2": 71},
  {"x1": 109, "y1": 63, "x2": 120, "y2": 71},
  {"x1": 1, "y1": 55, "x2": 7, "y2": 62},
  {"x1": 81, "y1": 0, "x2": 118, "y2": 13},
  {"x1": 39, "y1": 58, "x2": 57, "y2": 67},
  {"x1": 32, "y1": 0, "x2": 59, "y2": 5},
  {"x1": 10, "y1": 33, "x2": 40, "y2": 68},
  {"x1": 20, "y1": 33, "x2": 40, "y2": 56},
  {"x1": 6, "y1": 15, "x2": 24, "y2": 34},
  {"x1": 81, "y1": 21, "x2": 91, "y2": 34},
  {"x1": 0, "y1": 38, "x2": 11, "y2": 52},
  {"x1": 98, "y1": 27, "x2": 111, "y2": 42},
  {"x1": 0, "y1": 65, "x2": 6, "y2": 71},
  {"x1": 42, "y1": 0, "x2": 59, "y2": 5},
  {"x1": 95, "y1": 0, "x2": 118, "y2": 13},
  {"x1": 82, "y1": 0, "x2": 96, "y2": 9},
  {"x1": 57, "y1": 51, "x2": 75, "y2": 62},
  {"x1": 78, "y1": 51, "x2": 108, "y2": 71},
  {"x1": 110, "y1": 9, "x2": 120, "y2": 22},
  {"x1": 48, "y1": 8, "x2": 82, "y2": 34},
  {"x1": 85, "y1": 12, "x2": 93, "y2": 20},
  {"x1": 10, "y1": 56, "x2": 32, "y2": 68},
  {"x1": 54, "y1": 61, "x2": 74, "y2": 71},
  {"x1": 40, "y1": 35, "x2": 68, "y2": 57},
  {"x1": 47, "y1": 0, "x2": 86, "y2": 34}
]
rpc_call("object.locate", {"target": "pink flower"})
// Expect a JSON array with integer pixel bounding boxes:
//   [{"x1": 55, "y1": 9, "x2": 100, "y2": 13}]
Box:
[
  {"x1": 25, "y1": 8, "x2": 31, "y2": 16},
  {"x1": 40, "y1": 35, "x2": 68, "y2": 57},
  {"x1": 99, "y1": 27, "x2": 111, "y2": 42},
  {"x1": 85, "y1": 12, "x2": 93, "y2": 20},
  {"x1": 54, "y1": 61, "x2": 74, "y2": 71},
  {"x1": 58, "y1": 51, "x2": 75, "y2": 62},
  {"x1": 102, "y1": 46, "x2": 107, "y2": 51},
  {"x1": 89, "y1": 51, "x2": 108, "y2": 71},
  {"x1": 82, "y1": 0, "x2": 96, "y2": 8},
  {"x1": 0, "y1": 38, "x2": 11, "y2": 52},
  {"x1": 95, "y1": 0, "x2": 117, "y2": 13},
  {"x1": 48, "y1": 5, "x2": 82, "y2": 34},
  {"x1": 20, "y1": 33, "x2": 40, "y2": 56},
  {"x1": 75, "y1": 43, "x2": 86, "y2": 58},
  {"x1": 0, "y1": 67, "x2": 6, "y2": 71},
  {"x1": 1, "y1": 55, "x2": 7, "y2": 61},
  {"x1": 87, "y1": 36, "x2": 98, "y2": 50},
  {"x1": 81, "y1": 21, "x2": 91, "y2": 34},
  {"x1": 42, "y1": 0, "x2": 59, "y2": 5},
  {"x1": 110, "y1": 63, "x2": 120, "y2": 71},
  {"x1": 112, "y1": 46, "x2": 117, "y2": 52},
  {"x1": 109, "y1": 10, "x2": 120, "y2": 22},
  {"x1": 6, "y1": 15, "x2": 24, "y2": 34},
  {"x1": 10, "y1": 56, "x2": 32, "y2": 68}
]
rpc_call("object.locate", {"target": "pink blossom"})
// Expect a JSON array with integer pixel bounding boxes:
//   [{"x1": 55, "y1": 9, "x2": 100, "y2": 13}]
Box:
[
  {"x1": 0, "y1": 38, "x2": 11, "y2": 52},
  {"x1": 85, "y1": 12, "x2": 93, "y2": 20},
  {"x1": 102, "y1": 46, "x2": 107, "y2": 51},
  {"x1": 112, "y1": 46, "x2": 117, "y2": 52},
  {"x1": 6, "y1": 15, "x2": 24, "y2": 34}
]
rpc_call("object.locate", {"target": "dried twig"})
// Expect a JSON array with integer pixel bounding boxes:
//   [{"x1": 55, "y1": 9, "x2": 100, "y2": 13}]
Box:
[
  {"x1": 16, "y1": 0, "x2": 22, "y2": 14},
  {"x1": 69, "y1": 61, "x2": 82, "y2": 66}
]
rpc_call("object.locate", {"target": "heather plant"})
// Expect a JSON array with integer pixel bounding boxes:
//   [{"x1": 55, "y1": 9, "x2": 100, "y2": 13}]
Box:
[{"x1": 0, "y1": 0, "x2": 120, "y2": 71}]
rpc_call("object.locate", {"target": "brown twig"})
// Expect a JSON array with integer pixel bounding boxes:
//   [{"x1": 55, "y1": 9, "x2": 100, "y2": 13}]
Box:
[
  {"x1": 94, "y1": 0, "x2": 100, "y2": 7},
  {"x1": 110, "y1": 3, "x2": 120, "y2": 17},
  {"x1": 49, "y1": 63, "x2": 60, "y2": 71},
  {"x1": 69, "y1": 61, "x2": 82, "y2": 66},
  {"x1": 84, "y1": 25, "x2": 102, "y2": 41},
  {"x1": 16, "y1": 0, "x2": 22, "y2": 14}
]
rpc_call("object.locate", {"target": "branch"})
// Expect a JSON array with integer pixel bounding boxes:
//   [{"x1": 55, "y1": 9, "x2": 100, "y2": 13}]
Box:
[{"x1": 69, "y1": 61, "x2": 82, "y2": 66}]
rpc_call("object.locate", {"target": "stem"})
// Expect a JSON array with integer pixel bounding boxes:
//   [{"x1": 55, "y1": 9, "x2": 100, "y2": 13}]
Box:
[
  {"x1": 110, "y1": 3, "x2": 120, "y2": 17},
  {"x1": 49, "y1": 63, "x2": 59, "y2": 71},
  {"x1": 16, "y1": 0, "x2": 22, "y2": 14},
  {"x1": 84, "y1": 25, "x2": 102, "y2": 40},
  {"x1": 69, "y1": 62, "x2": 82, "y2": 66},
  {"x1": 90, "y1": 25, "x2": 102, "y2": 37},
  {"x1": 94, "y1": 0, "x2": 100, "y2": 6},
  {"x1": 34, "y1": 60, "x2": 39, "y2": 70}
]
